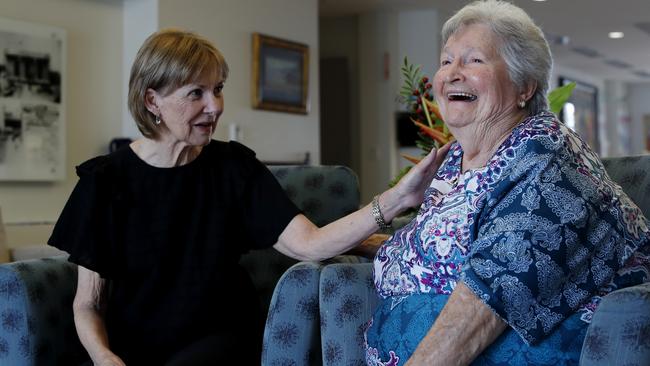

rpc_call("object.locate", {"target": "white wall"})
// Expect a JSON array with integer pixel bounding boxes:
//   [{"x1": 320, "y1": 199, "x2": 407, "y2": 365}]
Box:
[
  {"x1": 0, "y1": 0, "x2": 320, "y2": 249},
  {"x1": 396, "y1": 9, "x2": 439, "y2": 173},
  {"x1": 358, "y1": 11, "x2": 399, "y2": 204},
  {"x1": 122, "y1": 0, "x2": 158, "y2": 138},
  {"x1": 159, "y1": 0, "x2": 320, "y2": 164},
  {"x1": 397, "y1": 10, "x2": 439, "y2": 86},
  {"x1": 0, "y1": 0, "x2": 123, "y2": 243},
  {"x1": 356, "y1": 9, "x2": 442, "y2": 202}
]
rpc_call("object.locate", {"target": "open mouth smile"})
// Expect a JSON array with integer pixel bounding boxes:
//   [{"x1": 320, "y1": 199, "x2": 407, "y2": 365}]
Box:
[{"x1": 447, "y1": 92, "x2": 477, "y2": 102}]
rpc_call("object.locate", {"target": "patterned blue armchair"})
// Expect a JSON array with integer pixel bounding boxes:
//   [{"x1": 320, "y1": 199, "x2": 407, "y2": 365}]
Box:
[
  {"x1": 580, "y1": 156, "x2": 650, "y2": 365},
  {"x1": 264, "y1": 156, "x2": 650, "y2": 366},
  {"x1": 259, "y1": 166, "x2": 365, "y2": 365},
  {"x1": 0, "y1": 164, "x2": 361, "y2": 366},
  {"x1": 0, "y1": 257, "x2": 85, "y2": 365}
]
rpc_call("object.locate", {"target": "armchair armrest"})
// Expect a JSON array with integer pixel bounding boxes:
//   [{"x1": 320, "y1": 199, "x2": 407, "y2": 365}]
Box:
[
  {"x1": 580, "y1": 282, "x2": 650, "y2": 365},
  {"x1": 263, "y1": 261, "x2": 324, "y2": 366},
  {"x1": 0, "y1": 256, "x2": 86, "y2": 365},
  {"x1": 319, "y1": 262, "x2": 378, "y2": 366}
]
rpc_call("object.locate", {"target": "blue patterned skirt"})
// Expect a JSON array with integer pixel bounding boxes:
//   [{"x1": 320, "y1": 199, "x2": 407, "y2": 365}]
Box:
[{"x1": 365, "y1": 294, "x2": 587, "y2": 365}]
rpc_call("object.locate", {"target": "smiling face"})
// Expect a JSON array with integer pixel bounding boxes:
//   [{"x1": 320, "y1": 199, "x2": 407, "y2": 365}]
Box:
[
  {"x1": 433, "y1": 23, "x2": 521, "y2": 132},
  {"x1": 147, "y1": 70, "x2": 224, "y2": 147}
]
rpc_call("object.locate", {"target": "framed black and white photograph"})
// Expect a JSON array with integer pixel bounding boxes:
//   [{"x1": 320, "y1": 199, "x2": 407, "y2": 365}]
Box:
[
  {"x1": 559, "y1": 77, "x2": 599, "y2": 154},
  {"x1": 0, "y1": 17, "x2": 66, "y2": 181},
  {"x1": 252, "y1": 33, "x2": 308, "y2": 114}
]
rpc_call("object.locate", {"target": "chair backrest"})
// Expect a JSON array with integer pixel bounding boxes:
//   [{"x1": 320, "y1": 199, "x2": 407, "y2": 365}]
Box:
[
  {"x1": 601, "y1": 155, "x2": 650, "y2": 217},
  {"x1": 268, "y1": 165, "x2": 361, "y2": 226},
  {"x1": 0, "y1": 256, "x2": 86, "y2": 365},
  {"x1": 240, "y1": 165, "x2": 361, "y2": 319}
]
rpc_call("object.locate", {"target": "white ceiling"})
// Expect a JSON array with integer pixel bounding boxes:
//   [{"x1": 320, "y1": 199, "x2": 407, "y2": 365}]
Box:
[{"x1": 319, "y1": 0, "x2": 650, "y2": 83}]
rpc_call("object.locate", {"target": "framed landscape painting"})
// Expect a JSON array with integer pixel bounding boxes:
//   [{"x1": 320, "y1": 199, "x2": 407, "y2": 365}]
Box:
[{"x1": 252, "y1": 33, "x2": 309, "y2": 114}]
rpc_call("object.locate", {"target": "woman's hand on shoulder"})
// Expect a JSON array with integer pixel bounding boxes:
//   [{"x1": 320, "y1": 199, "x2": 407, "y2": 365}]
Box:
[{"x1": 393, "y1": 143, "x2": 451, "y2": 210}]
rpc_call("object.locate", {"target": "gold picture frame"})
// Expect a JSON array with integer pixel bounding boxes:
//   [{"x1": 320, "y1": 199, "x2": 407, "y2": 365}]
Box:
[{"x1": 252, "y1": 33, "x2": 309, "y2": 114}]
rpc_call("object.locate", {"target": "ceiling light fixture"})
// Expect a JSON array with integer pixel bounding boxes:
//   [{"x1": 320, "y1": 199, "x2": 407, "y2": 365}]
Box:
[{"x1": 608, "y1": 31, "x2": 624, "y2": 39}]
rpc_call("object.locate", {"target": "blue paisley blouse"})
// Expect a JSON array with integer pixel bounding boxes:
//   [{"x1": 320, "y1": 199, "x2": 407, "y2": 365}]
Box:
[{"x1": 373, "y1": 111, "x2": 650, "y2": 345}]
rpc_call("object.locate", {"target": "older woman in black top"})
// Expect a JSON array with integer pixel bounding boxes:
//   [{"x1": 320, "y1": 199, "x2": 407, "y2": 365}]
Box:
[{"x1": 49, "y1": 29, "x2": 447, "y2": 365}]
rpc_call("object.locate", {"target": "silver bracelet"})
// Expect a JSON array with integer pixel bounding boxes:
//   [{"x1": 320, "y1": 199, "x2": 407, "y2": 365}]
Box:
[{"x1": 371, "y1": 195, "x2": 390, "y2": 231}]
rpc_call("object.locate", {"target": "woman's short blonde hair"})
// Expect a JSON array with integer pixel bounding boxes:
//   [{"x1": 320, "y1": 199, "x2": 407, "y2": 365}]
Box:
[
  {"x1": 441, "y1": 0, "x2": 552, "y2": 115},
  {"x1": 128, "y1": 28, "x2": 229, "y2": 139}
]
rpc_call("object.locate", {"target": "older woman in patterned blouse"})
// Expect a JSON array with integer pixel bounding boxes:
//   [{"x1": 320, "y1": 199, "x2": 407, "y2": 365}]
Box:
[{"x1": 364, "y1": 1, "x2": 650, "y2": 365}]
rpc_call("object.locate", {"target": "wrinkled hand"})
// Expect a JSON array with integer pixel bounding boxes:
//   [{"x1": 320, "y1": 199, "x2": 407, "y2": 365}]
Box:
[{"x1": 393, "y1": 143, "x2": 452, "y2": 209}]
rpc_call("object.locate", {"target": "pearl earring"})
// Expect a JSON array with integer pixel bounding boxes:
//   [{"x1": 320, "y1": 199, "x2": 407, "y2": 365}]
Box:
[
  {"x1": 155, "y1": 115, "x2": 161, "y2": 125},
  {"x1": 518, "y1": 100, "x2": 526, "y2": 108}
]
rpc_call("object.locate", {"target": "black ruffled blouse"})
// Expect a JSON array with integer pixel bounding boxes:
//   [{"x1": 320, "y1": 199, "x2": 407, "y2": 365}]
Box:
[{"x1": 49, "y1": 140, "x2": 300, "y2": 363}]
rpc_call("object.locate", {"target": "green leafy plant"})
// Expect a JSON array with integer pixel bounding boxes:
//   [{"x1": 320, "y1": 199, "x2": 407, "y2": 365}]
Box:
[
  {"x1": 548, "y1": 82, "x2": 576, "y2": 115},
  {"x1": 398, "y1": 58, "x2": 453, "y2": 152},
  {"x1": 390, "y1": 58, "x2": 453, "y2": 188}
]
